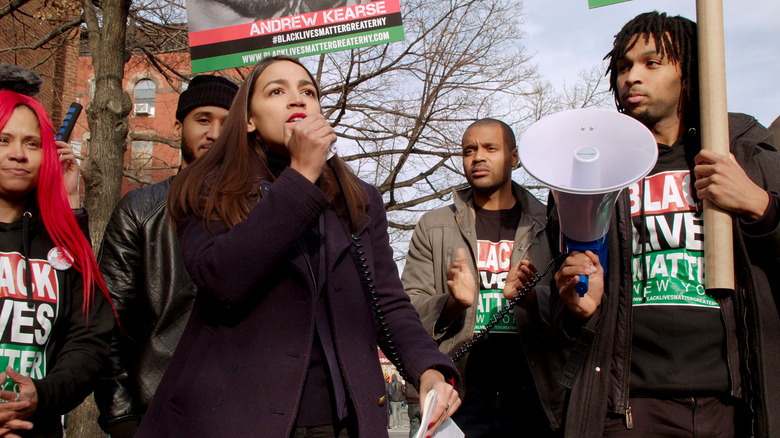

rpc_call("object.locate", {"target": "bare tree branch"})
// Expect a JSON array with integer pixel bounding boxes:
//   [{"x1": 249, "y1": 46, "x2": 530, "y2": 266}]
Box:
[
  {"x1": 0, "y1": 0, "x2": 30, "y2": 19},
  {"x1": 0, "y1": 15, "x2": 82, "y2": 54},
  {"x1": 123, "y1": 170, "x2": 155, "y2": 185},
  {"x1": 129, "y1": 131, "x2": 180, "y2": 148}
]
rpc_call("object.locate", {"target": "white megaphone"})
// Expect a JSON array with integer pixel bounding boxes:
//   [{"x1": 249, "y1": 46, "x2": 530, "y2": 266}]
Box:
[{"x1": 519, "y1": 108, "x2": 657, "y2": 295}]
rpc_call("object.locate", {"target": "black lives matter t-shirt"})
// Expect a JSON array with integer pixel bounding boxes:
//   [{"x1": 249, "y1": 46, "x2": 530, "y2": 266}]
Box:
[
  {"x1": 464, "y1": 203, "x2": 534, "y2": 392},
  {"x1": 0, "y1": 250, "x2": 61, "y2": 391},
  {"x1": 629, "y1": 142, "x2": 728, "y2": 395}
]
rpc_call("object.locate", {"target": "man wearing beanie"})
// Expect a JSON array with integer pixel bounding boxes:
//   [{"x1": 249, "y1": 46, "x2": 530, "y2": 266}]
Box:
[{"x1": 95, "y1": 74, "x2": 238, "y2": 438}]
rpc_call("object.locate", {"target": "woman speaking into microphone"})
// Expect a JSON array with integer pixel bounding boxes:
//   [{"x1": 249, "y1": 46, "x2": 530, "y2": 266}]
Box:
[{"x1": 137, "y1": 56, "x2": 460, "y2": 438}]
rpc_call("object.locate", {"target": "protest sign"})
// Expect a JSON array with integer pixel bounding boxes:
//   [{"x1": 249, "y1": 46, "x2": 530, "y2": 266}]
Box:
[
  {"x1": 187, "y1": 0, "x2": 404, "y2": 73},
  {"x1": 588, "y1": 0, "x2": 631, "y2": 8}
]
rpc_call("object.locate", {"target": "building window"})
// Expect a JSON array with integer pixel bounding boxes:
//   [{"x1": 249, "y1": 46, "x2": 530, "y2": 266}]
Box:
[
  {"x1": 134, "y1": 79, "x2": 156, "y2": 116},
  {"x1": 131, "y1": 141, "x2": 154, "y2": 170}
]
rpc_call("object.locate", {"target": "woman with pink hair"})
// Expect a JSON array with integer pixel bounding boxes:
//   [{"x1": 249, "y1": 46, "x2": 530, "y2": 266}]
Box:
[{"x1": 0, "y1": 89, "x2": 112, "y2": 438}]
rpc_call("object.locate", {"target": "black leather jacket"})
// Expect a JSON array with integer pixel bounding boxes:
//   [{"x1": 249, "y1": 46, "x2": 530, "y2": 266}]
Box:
[{"x1": 95, "y1": 176, "x2": 197, "y2": 435}]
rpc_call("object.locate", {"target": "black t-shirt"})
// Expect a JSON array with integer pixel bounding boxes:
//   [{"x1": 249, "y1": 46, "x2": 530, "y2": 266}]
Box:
[
  {"x1": 464, "y1": 203, "x2": 534, "y2": 392},
  {"x1": 629, "y1": 140, "x2": 729, "y2": 395}
]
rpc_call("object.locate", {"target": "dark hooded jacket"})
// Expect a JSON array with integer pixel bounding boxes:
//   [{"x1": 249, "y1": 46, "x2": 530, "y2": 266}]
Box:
[{"x1": 0, "y1": 206, "x2": 112, "y2": 438}]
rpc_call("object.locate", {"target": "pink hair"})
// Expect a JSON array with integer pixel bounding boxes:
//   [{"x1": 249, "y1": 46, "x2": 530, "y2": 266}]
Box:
[{"x1": 0, "y1": 90, "x2": 110, "y2": 315}]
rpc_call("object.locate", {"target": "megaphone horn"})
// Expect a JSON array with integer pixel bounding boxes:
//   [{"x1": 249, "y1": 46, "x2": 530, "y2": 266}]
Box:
[{"x1": 519, "y1": 108, "x2": 657, "y2": 295}]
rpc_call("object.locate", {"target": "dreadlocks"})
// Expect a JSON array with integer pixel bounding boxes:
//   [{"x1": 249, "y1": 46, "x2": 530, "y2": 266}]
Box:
[{"x1": 604, "y1": 11, "x2": 699, "y2": 129}]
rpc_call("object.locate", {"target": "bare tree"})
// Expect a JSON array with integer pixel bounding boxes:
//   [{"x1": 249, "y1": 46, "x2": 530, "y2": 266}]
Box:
[
  {"x1": 0, "y1": 0, "x2": 83, "y2": 126},
  {"x1": 46, "y1": 2, "x2": 134, "y2": 436},
  {"x1": 292, "y1": 0, "x2": 541, "y2": 258},
  {"x1": 78, "y1": 0, "x2": 133, "y2": 249},
  {"x1": 305, "y1": 0, "x2": 608, "y2": 259},
  {"x1": 2, "y1": 0, "x2": 608, "y2": 238},
  {"x1": 522, "y1": 63, "x2": 611, "y2": 122},
  {"x1": 559, "y1": 63, "x2": 612, "y2": 110}
]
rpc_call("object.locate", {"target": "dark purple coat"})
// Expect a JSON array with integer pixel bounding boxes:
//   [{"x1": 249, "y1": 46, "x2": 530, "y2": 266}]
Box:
[{"x1": 136, "y1": 168, "x2": 457, "y2": 437}]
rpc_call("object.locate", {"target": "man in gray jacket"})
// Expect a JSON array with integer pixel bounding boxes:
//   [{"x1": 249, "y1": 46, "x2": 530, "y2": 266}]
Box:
[
  {"x1": 402, "y1": 118, "x2": 558, "y2": 437},
  {"x1": 95, "y1": 75, "x2": 238, "y2": 438}
]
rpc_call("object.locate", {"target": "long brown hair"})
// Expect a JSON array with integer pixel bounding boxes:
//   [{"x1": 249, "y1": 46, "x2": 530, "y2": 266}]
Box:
[{"x1": 168, "y1": 56, "x2": 367, "y2": 231}]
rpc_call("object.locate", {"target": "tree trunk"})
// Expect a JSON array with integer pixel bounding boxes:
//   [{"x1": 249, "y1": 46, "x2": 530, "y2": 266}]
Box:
[
  {"x1": 68, "y1": 1, "x2": 132, "y2": 437},
  {"x1": 66, "y1": 394, "x2": 105, "y2": 437},
  {"x1": 80, "y1": 0, "x2": 132, "y2": 249}
]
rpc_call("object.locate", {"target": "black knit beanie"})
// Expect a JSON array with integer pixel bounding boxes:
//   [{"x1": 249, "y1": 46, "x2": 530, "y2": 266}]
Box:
[
  {"x1": 0, "y1": 63, "x2": 43, "y2": 96},
  {"x1": 175, "y1": 75, "x2": 238, "y2": 121}
]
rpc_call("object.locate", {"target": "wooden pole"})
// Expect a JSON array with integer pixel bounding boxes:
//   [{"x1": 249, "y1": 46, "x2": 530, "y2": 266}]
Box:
[{"x1": 696, "y1": 0, "x2": 734, "y2": 291}]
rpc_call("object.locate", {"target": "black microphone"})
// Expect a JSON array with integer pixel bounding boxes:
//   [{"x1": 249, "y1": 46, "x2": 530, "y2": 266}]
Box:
[{"x1": 56, "y1": 103, "x2": 83, "y2": 142}]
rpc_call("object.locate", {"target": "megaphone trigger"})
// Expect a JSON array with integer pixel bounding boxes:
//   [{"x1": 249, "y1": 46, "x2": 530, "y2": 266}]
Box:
[{"x1": 564, "y1": 235, "x2": 608, "y2": 297}]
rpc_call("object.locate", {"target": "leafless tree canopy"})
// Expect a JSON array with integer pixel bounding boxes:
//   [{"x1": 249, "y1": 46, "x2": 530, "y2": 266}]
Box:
[
  {"x1": 297, "y1": 0, "x2": 608, "y2": 253},
  {"x1": 305, "y1": 0, "x2": 535, "y2": 232}
]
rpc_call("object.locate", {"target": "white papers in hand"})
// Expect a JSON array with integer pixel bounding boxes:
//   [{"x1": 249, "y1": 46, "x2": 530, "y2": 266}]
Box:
[{"x1": 413, "y1": 389, "x2": 464, "y2": 438}]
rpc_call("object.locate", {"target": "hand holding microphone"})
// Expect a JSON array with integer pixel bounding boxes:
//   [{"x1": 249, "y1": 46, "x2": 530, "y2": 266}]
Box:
[
  {"x1": 56, "y1": 102, "x2": 83, "y2": 208},
  {"x1": 286, "y1": 113, "x2": 337, "y2": 183}
]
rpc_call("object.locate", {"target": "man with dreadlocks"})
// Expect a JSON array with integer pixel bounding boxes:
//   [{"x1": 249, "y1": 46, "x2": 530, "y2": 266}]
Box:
[{"x1": 551, "y1": 11, "x2": 780, "y2": 438}]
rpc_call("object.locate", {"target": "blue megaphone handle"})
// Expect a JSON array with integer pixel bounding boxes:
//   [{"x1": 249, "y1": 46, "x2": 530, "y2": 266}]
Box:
[{"x1": 564, "y1": 235, "x2": 609, "y2": 297}]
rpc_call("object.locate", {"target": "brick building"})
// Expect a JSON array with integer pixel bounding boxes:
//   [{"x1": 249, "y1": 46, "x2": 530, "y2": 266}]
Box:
[
  {"x1": 73, "y1": 50, "x2": 195, "y2": 194},
  {"x1": 0, "y1": 0, "x2": 80, "y2": 130},
  {"x1": 74, "y1": 43, "x2": 248, "y2": 194},
  {"x1": 74, "y1": 50, "x2": 244, "y2": 194}
]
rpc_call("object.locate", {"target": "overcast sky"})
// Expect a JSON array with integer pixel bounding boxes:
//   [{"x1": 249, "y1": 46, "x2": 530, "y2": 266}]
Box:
[{"x1": 523, "y1": 0, "x2": 779, "y2": 127}]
